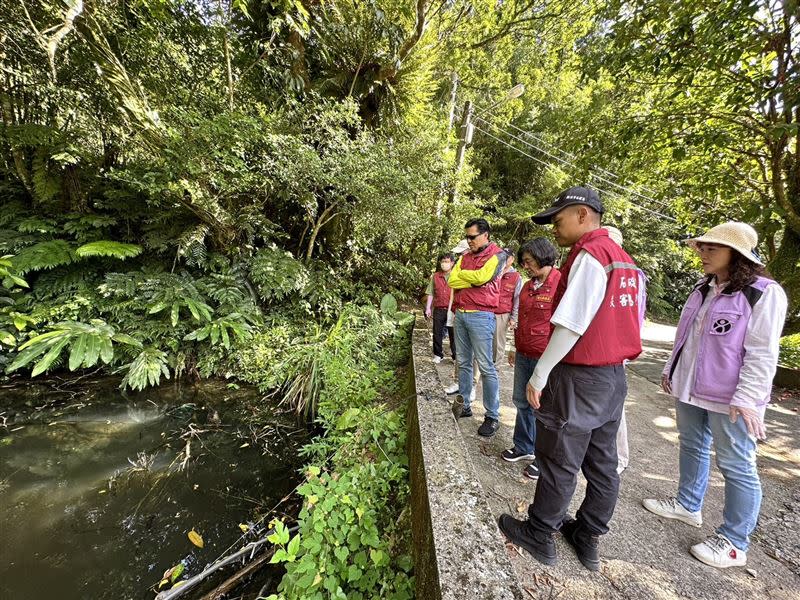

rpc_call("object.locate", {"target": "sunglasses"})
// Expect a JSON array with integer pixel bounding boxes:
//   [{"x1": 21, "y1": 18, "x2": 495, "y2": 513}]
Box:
[{"x1": 465, "y1": 233, "x2": 486, "y2": 241}]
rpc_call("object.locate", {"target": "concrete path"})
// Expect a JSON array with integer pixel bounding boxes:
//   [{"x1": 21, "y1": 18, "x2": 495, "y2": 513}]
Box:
[{"x1": 433, "y1": 321, "x2": 800, "y2": 599}]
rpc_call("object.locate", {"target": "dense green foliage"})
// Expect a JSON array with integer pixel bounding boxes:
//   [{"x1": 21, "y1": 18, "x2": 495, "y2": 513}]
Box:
[
  {"x1": 2, "y1": 0, "x2": 797, "y2": 597},
  {"x1": 779, "y1": 334, "x2": 800, "y2": 370},
  {"x1": 245, "y1": 307, "x2": 415, "y2": 599}
]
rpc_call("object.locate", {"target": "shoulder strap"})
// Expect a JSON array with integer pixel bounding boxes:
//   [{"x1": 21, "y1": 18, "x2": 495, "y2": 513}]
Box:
[{"x1": 741, "y1": 284, "x2": 765, "y2": 310}]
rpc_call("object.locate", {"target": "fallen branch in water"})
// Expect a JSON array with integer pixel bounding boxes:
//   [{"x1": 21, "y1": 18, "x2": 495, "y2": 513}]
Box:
[
  {"x1": 199, "y1": 547, "x2": 275, "y2": 600},
  {"x1": 153, "y1": 524, "x2": 299, "y2": 600}
]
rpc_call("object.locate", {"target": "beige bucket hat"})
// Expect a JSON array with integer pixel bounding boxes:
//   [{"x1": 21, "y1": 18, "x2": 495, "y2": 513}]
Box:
[{"x1": 686, "y1": 221, "x2": 764, "y2": 266}]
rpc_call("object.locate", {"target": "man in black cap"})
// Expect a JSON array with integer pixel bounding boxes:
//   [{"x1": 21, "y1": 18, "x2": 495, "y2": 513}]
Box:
[{"x1": 498, "y1": 186, "x2": 643, "y2": 570}]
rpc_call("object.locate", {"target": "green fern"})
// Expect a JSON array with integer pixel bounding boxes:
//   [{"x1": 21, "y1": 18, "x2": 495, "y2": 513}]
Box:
[
  {"x1": 184, "y1": 312, "x2": 252, "y2": 349},
  {"x1": 7, "y1": 319, "x2": 142, "y2": 376},
  {"x1": 17, "y1": 217, "x2": 58, "y2": 234},
  {"x1": 120, "y1": 347, "x2": 171, "y2": 391},
  {"x1": 75, "y1": 241, "x2": 142, "y2": 259},
  {"x1": 1, "y1": 255, "x2": 29, "y2": 290},
  {"x1": 11, "y1": 240, "x2": 76, "y2": 274}
]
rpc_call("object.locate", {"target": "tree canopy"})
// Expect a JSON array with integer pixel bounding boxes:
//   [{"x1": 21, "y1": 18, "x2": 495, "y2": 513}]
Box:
[{"x1": 1, "y1": 0, "x2": 797, "y2": 388}]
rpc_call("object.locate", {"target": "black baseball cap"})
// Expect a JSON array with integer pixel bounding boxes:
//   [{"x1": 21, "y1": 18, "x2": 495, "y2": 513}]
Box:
[{"x1": 531, "y1": 186, "x2": 604, "y2": 224}]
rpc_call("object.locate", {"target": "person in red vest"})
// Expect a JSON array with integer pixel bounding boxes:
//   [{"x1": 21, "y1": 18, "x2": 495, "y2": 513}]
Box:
[
  {"x1": 424, "y1": 252, "x2": 457, "y2": 364},
  {"x1": 493, "y1": 249, "x2": 523, "y2": 371},
  {"x1": 448, "y1": 218, "x2": 508, "y2": 437},
  {"x1": 501, "y1": 238, "x2": 560, "y2": 481},
  {"x1": 498, "y1": 186, "x2": 642, "y2": 571}
]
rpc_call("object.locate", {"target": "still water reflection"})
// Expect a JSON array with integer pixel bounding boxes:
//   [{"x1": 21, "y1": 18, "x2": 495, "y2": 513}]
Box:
[{"x1": 0, "y1": 380, "x2": 304, "y2": 600}]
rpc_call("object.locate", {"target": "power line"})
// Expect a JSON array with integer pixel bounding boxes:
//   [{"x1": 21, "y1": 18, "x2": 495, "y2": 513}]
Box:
[
  {"x1": 474, "y1": 113, "x2": 674, "y2": 212},
  {"x1": 472, "y1": 106, "x2": 673, "y2": 211},
  {"x1": 471, "y1": 124, "x2": 677, "y2": 222}
]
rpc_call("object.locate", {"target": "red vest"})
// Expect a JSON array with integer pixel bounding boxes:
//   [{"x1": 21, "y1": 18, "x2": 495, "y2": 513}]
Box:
[
  {"x1": 554, "y1": 229, "x2": 642, "y2": 366},
  {"x1": 452, "y1": 242, "x2": 504, "y2": 312},
  {"x1": 495, "y1": 270, "x2": 521, "y2": 314},
  {"x1": 432, "y1": 272, "x2": 451, "y2": 309},
  {"x1": 515, "y1": 267, "x2": 561, "y2": 358}
]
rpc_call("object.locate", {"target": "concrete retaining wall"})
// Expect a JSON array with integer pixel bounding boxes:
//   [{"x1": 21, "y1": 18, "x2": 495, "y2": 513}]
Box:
[{"x1": 407, "y1": 318, "x2": 524, "y2": 600}]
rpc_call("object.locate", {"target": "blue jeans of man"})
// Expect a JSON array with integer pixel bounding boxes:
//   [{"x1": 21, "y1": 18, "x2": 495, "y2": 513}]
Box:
[
  {"x1": 511, "y1": 352, "x2": 539, "y2": 454},
  {"x1": 454, "y1": 310, "x2": 499, "y2": 420},
  {"x1": 675, "y1": 400, "x2": 761, "y2": 551}
]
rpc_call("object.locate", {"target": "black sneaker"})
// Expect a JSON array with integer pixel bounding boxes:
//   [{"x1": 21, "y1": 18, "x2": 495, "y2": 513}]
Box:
[
  {"x1": 501, "y1": 447, "x2": 536, "y2": 462},
  {"x1": 451, "y1": 395, "x2": 472, "y2": 419},
  {"x1": 522, "y1": 460, "x2": 540, "y2": 480},
  {"x1": 560, "y1": 517, "x2": 600, "y2": 571},
  {"x1": 477, "y1": 417, "x2": 499, "y2": 437},
  {"x1": 498, "y1": 514, "x2": 557, "y2": 566}
]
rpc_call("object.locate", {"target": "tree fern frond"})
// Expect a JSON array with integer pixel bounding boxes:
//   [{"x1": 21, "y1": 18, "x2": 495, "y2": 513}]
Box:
[
  {"x1": 75, "y1": 241, "x2": 142, "y2": 259},
  {"x1": 17, "y1": 217, "x2": 58, "y2": 234},
  {"x1": 12, "y1": 240, "x2": 76, "y2": 274}
]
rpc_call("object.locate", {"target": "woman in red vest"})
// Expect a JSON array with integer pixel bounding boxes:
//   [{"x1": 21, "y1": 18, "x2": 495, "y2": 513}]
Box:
[
  {"x1": 424, "y1": 253, "x2": 456, "y2": 363},
  {"x1": 501, "y1": 238, "x2": 560, "y2": 481}
]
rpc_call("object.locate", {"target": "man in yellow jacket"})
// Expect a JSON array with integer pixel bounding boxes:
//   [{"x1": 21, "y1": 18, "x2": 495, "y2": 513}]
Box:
[{"x1": 448, "y1": 218, "x2": 507, "y2": 437}]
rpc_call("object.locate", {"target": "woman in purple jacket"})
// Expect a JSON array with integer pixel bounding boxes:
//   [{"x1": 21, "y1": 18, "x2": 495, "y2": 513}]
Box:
[{"x1": 643, "y1": 222, "x2": 787, "y2": 569}]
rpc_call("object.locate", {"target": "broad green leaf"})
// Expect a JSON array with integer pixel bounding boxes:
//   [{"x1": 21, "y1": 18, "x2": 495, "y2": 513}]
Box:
[
  {"x1": 31, "y1": 338, "x2": 70, "y2": 377},
  {"x1": 69, "y1": 333, "x2": 87, "y2": 371},
  {"x1": 99, "y1": 337, "x2": 114, "y2": 364},
  {"x1": 171, "y1": 303, "x2": 180, "y2": 327}
]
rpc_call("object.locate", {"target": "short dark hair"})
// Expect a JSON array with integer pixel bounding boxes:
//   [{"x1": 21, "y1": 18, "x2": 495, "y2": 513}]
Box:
[
  {"x1": 464, "y1": 218, "x2": 491, "y2": 235},
  {"x1": 518, "y1": 237, "x2": 557, "y2": 267},
  {"x1": 438, "y1": 252, "x2": 455, "y2": 263}
]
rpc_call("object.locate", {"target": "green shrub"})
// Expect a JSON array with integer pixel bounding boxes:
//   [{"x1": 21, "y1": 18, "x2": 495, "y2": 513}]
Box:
[
  {"x1": 261, "y1": 309, "x2": 415, "y2": 600},
  {"x1": 779, "y1": 334, "x2": 800, "y2": 369},
  {"x1": 265, "y1": 406, "x2": 414, "y2": 600}
]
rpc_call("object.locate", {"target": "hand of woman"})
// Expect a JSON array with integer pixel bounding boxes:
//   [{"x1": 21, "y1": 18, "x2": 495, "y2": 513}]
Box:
[
  {"x1": 729, "y1": 406, "x2": 767, "y2": 440},
  {"x1": 508, "y1": 318, "x2": 517, "y2": 330},
  {"x1": 660, "y1": 374, "x2": 672, "y2": 395}
]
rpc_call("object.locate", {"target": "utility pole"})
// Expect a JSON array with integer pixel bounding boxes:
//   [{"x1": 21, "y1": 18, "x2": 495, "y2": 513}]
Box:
[
  {"x1": 447, "y1": 72, "x2": 459, "y2": 133},
  {"x1": 452, "y1": 100, "x2": 474, "y2": 183}
]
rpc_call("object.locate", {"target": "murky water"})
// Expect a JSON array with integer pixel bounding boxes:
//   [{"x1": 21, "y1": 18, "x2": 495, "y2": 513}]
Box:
[{"x1": 0, "y1": 379, "x2": 305, "y2": 600}]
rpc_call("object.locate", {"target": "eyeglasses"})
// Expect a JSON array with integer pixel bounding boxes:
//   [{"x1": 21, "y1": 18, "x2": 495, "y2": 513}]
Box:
[{"x1": 465, "y1": 233, "x2": 486, "y2": 241}]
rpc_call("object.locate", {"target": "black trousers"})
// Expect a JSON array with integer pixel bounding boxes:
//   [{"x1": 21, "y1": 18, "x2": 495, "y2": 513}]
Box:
[
  {"x1": 528, "y1": 363, "x2": 627, "y2": 536},
  {"x1": 432, "y1": 307, "x2": 456, "y2": 359}
]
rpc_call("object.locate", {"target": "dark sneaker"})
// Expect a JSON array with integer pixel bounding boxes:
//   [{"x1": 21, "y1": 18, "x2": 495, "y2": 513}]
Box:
[
  {"x1": 560, "y1": 517, "x2": 600, "y2": 571},
  {"x1": 477, "y1": 417, "x2": 499, "y2": 437},
  {"x1": 501, "y1": 448, "x2": 536, "y2": 463},
  {"x1": 522, "y1": 460, "x2": 540, "y2": 480},
  {"x1": 451, "y1": 395, "x2": 472, "y2": 419},
  {"x1": 498, "y1": 514, "x2": 557, "y2": 566}
]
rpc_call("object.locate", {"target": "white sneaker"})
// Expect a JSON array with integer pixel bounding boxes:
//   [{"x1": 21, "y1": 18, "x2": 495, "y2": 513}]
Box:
[
  {"x1": 444, "y1": 383, "x2": 459, "y2": 395},
  {"x1": 690, "y1": 534, "x2": 747, "y2": 568},
  {"x1": 433, "y1": 356, "x2": 443, "y2": 364},
  {"x1": 642, "y1": 497, "x2": 702, "y2": 527}
]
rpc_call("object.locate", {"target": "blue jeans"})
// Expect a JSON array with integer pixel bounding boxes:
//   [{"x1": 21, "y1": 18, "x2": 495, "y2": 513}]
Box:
[
  {"x1": 675, "y1": 400, "x2": 761, "y2": 551},
  {"x1": 454, "y1": 311, "x2": 500, "y2": 420},
  {"x1": 511, "y1": 352, "x2": 538, "y2": 454}
]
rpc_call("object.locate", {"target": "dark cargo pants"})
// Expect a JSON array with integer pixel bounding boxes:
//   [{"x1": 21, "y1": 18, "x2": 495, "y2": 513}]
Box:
[{"x1": 528, "y1": 362, "x2": 627, "y2": 536}]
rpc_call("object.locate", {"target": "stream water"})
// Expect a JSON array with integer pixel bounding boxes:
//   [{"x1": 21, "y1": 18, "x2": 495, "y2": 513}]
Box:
[{"x1": 0, "y1": 379, "x2": 305, "y2": 600}]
